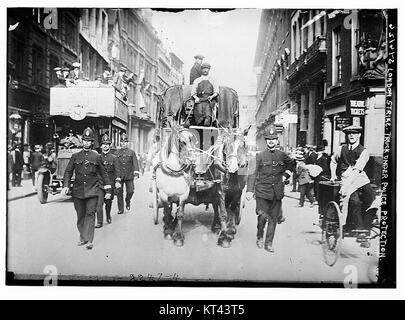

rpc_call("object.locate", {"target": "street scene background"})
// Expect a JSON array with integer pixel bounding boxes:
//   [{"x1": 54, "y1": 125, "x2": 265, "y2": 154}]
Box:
[{"x1": 6, "y1": 7, "x2": 390, "y2": 286}]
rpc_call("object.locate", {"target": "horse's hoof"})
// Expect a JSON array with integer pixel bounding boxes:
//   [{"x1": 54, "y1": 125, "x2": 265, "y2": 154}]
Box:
[
  {"x1": 164, "y1": 233, "x2": 173, "y2": 240},
  {"x1": 227, "y1": 227, "x2": 236, "y2": 235},
  {"x1": 227, "y1": 233, "x2": 235, "y2": 240},
  {"x1": 174, "y1": 239, "x2": 184, "y2": 247},
  {"x1": 211, "y1": 224, "x2": 221, "y2": 234},
  {"x1": 220, "y1": 240, "x2": 231, "y2": 248}
]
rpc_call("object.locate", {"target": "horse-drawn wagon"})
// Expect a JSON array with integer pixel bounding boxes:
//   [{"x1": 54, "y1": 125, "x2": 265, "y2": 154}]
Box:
[{"x1": 149, "y1": 85, "x2": 250, "y2": 247}]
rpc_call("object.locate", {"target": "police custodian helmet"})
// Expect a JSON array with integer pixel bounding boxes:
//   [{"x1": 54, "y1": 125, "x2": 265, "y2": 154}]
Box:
[
  {"x1": 263, "y1": 126, "x2": 278, "y2": 140},
  {"x1": 82, "y1": 127, "x2": 95, "y2": 141},
  {"x1": 121, "y1": 133, "x2": 129, "y2": 142},
  {"x1": 101, "y1": 134, "x2": 111, "y2": 144}
]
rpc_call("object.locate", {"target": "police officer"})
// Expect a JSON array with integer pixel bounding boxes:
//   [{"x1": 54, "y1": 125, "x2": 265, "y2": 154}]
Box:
[
  {"x1": 95, "y1": 134, "x2": 122, "y2": 228},
  {"x1": 189, "y1": 54, "x2": 204, "y2": 85},
  {"x1": 246, "y1": 126, "x2": 294, "y2": 253},
  {"x1": 62, "y1": 128, "x2": 111, "y2": 250},
  {"x1": 330, "y1": 125, "x2": 375, "y2": 233},
  {"x1": 115, "y1": 133, "x2": 140, "y2": 214}
]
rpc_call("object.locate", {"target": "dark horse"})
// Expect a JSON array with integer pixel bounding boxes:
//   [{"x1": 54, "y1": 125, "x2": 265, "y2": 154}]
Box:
[{"x1": 212, "y1": 128, "x2": 250, "y2": 239}]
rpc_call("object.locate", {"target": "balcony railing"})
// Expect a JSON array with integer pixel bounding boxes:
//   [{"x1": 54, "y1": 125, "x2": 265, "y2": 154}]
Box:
[{"x1": 287, "y1": 36, "x2": 326, "y2": 82}]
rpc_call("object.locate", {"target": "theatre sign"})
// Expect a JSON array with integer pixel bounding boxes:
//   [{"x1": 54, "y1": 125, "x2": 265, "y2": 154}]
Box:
[{"x1": 347, "y1": 99, "x2": 366, "y2": 116}]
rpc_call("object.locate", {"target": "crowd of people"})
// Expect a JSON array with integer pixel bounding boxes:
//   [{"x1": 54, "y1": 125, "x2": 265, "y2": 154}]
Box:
[
  {"x1": 286, "y1": 144, "x2": 331, "y2": 208},
  {"x1": 7, "y1": 142, "x2": 56, "y2": 191},
  {"x1": 53, "y1": 62, "x2": 134, "y2": 101}
]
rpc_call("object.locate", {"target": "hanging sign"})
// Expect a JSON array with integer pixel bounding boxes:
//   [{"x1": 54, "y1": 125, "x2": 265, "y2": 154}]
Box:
[{"x1": 347, "y1": 99, "x2": 366, "y2": 116}]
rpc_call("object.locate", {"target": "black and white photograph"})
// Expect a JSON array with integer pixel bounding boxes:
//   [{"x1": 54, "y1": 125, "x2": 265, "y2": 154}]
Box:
[{"x1": 5, "y1": 4, "x2": 396, "y2": 289}]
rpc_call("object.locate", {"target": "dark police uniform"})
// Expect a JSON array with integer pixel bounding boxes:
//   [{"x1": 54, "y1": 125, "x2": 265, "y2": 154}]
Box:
[
  {"x1": 63, "y1": 128, "x2": 111, "y2": 245},
  {"x1": 247, "y1": 128, "x2": 294, "y2": 250},
  {"x1": 115, "y1": 134, "x2": 139, "y2": 213},
  {"x1": 96, "y1": 136, "x2": 121, "y2": 226}
]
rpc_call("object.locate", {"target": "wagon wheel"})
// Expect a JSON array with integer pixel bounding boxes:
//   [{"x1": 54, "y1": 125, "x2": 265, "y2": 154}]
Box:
[
  {"x1": 151, "y1": 181, "x2": 160, "y2": 225},
  {"x1": 321, "y1": 201, "x2": 343, "y2": 267},
  {"x1": 36, "y1": 173, "x2": 49, "y2": 204},
  {"x1": 236, "y1": 186, "x2": 247, "y2": 225}
]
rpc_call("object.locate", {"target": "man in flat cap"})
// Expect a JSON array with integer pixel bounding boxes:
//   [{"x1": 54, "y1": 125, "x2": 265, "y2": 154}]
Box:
[
  {"x1": 115, "y1": 133, "x2": 140, "y2": 214},
  {"x1": 62, "y1": 127, "x2": 112, "y2": 250},
  {"x1": 53, "y1": 67, "x2": 67, "y2": 86},
  {"x1": 189, "y1": 54, "x2": 204, "y2": 85},
  {"x1": 330, "y1": 125, "x2": 376, "y2": 245},
  {"x1": 68, "y1": 62, "x2": 83, "y2": 85},
  {"x1": 62, "y1": 66, "x2": 70, "y2": 80},
  {"x1": 190, "y1": 62, "x2": 219, "y2": 126},
  {"x1": 246, "y1": 126, "x2": 295, "y2": 253}
]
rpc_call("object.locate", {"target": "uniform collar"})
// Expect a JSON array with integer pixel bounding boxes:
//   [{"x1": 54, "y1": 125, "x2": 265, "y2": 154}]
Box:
[{"x1": 348, "y1": 140, "x2": 360, "y2": 150}]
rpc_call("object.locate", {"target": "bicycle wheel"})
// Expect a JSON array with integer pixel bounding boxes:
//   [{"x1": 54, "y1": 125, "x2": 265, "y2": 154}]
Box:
[{"x1": 321, "y1": 201, "x2": 343, "y2": 267}]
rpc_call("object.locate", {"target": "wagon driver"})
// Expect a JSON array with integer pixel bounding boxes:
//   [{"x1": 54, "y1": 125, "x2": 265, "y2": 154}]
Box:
[{"x1": 190, "y1": 62, "x2": 219, "y2": 127}]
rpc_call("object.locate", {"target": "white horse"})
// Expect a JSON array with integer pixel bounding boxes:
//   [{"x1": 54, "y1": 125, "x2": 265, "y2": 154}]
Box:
[{"x1": 153, "y1": 125, "x2": 197, "y2": 246}]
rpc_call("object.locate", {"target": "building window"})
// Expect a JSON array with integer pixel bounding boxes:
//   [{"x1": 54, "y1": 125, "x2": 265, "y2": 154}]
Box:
[
  {"x1": 302, "y1": 12, "x2": 308, "y2": 50},
  {"x1": 332, "y1": 27, "x2": 342, "y2": 85},
  {"x1": 32, "y1": 44, "x2": 44, "y2": 85},
  {"x1": 82, "y1": 9, "x2": 89, "y2": 27},
  {"x1": 64, "y1": 14, "x2": 77, "y2": 52},
  {"x1": 10, "y1": 33, "x2": 27, "y2": 82},
  {"x1": 134, "y1": 21, "x2": 138, "y2": 42},
  {"x1": 49, "y1": 53, "x2": 60, "y2": 86},
  {"x1": 351, "y1": 10, "x2": 359, "y2": 77},
  {"x1": 145, "y1": 62, "x2": 151, "y2": 82},
  {"x1": 122, "y1": 41, "x2": 127, "y2": 63},
  {"x1": 102, "y1": 11, "x2": 107, "y2": 44},
  {"x1": 81, "y1": 44, "x2": 89, "y2": 79},
  {"x1": 145, "y1": 92, "x2": 151, "y2": 113},
  {"x1": 320, "y1": 14, "x2": 325, "y2": 36}
]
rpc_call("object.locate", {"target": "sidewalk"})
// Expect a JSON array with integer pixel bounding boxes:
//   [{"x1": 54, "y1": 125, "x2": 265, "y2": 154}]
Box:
[
  {"x1": 7, "y1": 179, "x2": 37, "y2": 202},
  {"x1": 6, "y1": 170, "x2": 152, "y2": 203},
  {"x1": 284, "y1": 188, "x2": 300, "y2": 201}
]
